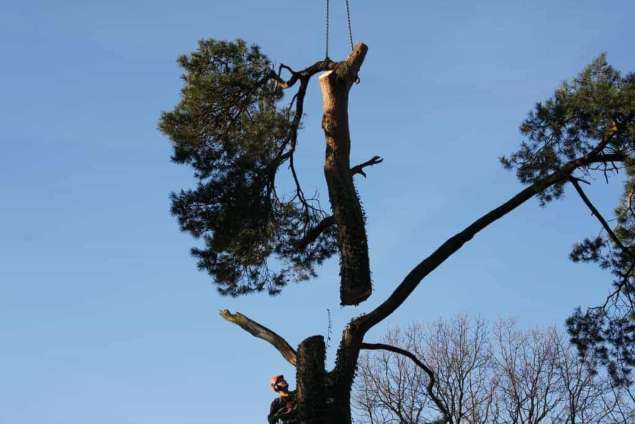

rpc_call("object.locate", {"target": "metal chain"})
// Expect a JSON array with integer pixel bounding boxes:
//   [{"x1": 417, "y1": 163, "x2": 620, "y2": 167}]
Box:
[
  {"x1": 346, "y1": 0, "x2": 360, "y2": 83},
  {"x1": 325, "y1": 0, "x2": 330, "y2": 60},
  {"x1": 345, "y1": 0, "x2": 354, "y2": 51},
  {"x1": 325, "y1": 0, "x2": 355, "y2": 59}
]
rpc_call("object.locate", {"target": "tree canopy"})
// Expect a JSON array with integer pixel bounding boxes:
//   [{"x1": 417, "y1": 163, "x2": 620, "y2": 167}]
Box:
[
  {"x1": 160, "y1": 39, "x2": 337, "y2": 297},
  {"x1": 501, "y1": 55, "x2": 635, "y2": 385},
  {"x1": 160, "y1": 38, "x2": 635, "y2": 422}
]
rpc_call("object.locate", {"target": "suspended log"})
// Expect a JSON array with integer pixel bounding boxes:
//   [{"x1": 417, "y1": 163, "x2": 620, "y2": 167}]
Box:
[{"x1": 319, "y1": 43, "x2": 371, "y2": 305}]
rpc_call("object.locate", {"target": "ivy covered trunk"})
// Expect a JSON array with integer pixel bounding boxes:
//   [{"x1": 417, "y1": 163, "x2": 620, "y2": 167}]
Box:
[
  {"x1": 295, "y1": 336, "x2": 327, "y2": 423},
  {"x1": 295, "y1": 328, "x2": 362, "y2": 424},
  {"x1": 319, "y1": 44, "x2": 371, "y2": 306}
]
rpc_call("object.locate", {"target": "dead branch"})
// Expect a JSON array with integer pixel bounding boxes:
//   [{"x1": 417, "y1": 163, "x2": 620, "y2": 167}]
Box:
[
  {"x1": 219, "y1": 309, "x2": 297, "y2": 366},
  {"x1": 270, "y1": 60, "x2": 336, "y2": 90},
  {"x1": 351, "y1": 155, "x2": 384, "y2": 178}
]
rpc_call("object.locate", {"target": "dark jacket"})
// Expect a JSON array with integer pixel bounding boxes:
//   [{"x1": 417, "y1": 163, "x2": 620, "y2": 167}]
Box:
[{"x1": 268, "y1": 392, "x2": 297, "y2": 424}]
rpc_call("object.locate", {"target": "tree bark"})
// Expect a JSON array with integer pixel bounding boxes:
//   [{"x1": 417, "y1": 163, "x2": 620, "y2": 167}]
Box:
[
  {"x1": 319, "y1": 42, "x2": 371, "y2": 306},
  {"x1": 329, "y1": 323, "x2": 364, "y2": 423},
  {"x1": 296, "y1": 336, "x2": 327, "y2": 423}
]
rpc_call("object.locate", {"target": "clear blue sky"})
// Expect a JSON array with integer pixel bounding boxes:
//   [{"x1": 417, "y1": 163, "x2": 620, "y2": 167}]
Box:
[{"x1": 1, "y1": 1, "x2": 633, "y2": 423}]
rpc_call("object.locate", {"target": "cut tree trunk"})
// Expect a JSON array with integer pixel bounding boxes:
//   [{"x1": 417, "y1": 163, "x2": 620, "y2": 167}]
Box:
[
  {"x1": 319, "y1": 43, "x2": 371, "y2": 306},
  {"x1": 295, "y1": 330, "x2": 361, "y2": 424},
  {"x1": 296, "y1": 336, "x2": 327, "y2": 423}
]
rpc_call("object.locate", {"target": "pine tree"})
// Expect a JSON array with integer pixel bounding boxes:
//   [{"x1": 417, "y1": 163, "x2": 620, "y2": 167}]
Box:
[{"x1": 160, "y1": 40, "x2": 635, "y2": 422}]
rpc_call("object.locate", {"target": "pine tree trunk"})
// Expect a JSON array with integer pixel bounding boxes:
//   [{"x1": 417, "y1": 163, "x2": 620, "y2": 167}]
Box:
[
  {"x1": 295, "y1": 332, "x2": 360, "y2": 424},
  {"x1": 319, "y1": 44, "x2": 370, "y2": 306},
  {"x1": 296, "y1": 336, "x2": 327, "y2": 423}
]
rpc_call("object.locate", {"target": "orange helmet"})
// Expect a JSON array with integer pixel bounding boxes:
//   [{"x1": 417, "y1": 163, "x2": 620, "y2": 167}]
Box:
[{"x1": 270, "y1": 375, "x2": 285, "y2": 391}]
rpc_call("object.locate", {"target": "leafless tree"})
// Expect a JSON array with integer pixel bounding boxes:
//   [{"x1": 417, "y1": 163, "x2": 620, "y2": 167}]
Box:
[
  {"x1": 493, "y1": 321, "x2": 561, "y2": 423},
  {"x1": 355, "y1": 328, "x2": 432, "y2": 423},
  {"x1": 355, "y1": 317, "x2": 495, "y2": 424},
  {"x1": 354, "y1": 317, "x2": 635, "y2": 424}
]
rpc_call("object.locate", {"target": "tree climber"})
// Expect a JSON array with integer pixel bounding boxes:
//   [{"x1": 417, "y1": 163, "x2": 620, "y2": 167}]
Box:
[{"x1": 268, "y1": 375, "x2": 297, "y2": 423}]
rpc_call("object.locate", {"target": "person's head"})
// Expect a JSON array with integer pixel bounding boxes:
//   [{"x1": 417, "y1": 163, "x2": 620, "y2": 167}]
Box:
[{"x1": 270, "y1": 375, "x2": 289, "y2": 393}]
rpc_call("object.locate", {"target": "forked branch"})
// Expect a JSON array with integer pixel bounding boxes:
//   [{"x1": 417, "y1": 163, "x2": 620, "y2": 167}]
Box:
[
  {"x1": 220, "y1": 309, "x2": 297, "y2": 366},
  {"x1": 270, "y1": 60, "x2": 335, "y2": 90},
  {"x1": 351, "y1": 155, "x2": 383, "y2": 178}
]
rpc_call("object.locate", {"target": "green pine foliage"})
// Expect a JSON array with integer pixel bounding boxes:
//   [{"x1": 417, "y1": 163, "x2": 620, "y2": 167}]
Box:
[
  {"x1": 568, "y1": 159, "x2": 635, "y2": 385},
  {"x1": 501, "y1": 54, "x2": 634, "y2": 203},
  {"x1": 159, "y1": 39, "x2": 336, "y2": 296},
  {"x1": 503, "y1": 55, "x2": 635, "y2": 384}
]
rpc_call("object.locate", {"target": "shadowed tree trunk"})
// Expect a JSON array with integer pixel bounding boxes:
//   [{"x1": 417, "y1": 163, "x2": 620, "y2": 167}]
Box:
[{"x1": 296, "y1": 336, "x2": 327, "y2": 423}]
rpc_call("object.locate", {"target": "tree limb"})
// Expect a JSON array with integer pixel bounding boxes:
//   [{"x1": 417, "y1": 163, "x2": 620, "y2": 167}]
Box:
[
  {"x1": 351, "y1": 155, "x2": 384, "y2": 178},
  {"x1": 295, "y1": 216, "x2": 336, "y2": 251},
  {"x1": 219, "y1": 309, "x2": 297, "y2": 366},
  {"x1": 357, "y1": 130, "x2": 621, "y2": 333},
  {"x1": 589, "y1": 153, "x2": 627, "y2": 164},
  {"x1": 293, "y1": 155, "x2": 384, "y2": 251},
  {"x1": 270, "y1": 60, "x2": 336, "y2": 90},
  {"x1": 274, "y1": 62, "x2": 336, "y2": 225},
  {"x1": 570, "y1": 177, "x2": 633, "y2": 259},
  {"x1": 571, "y1": 177, "x2": 635, "y2": 311},
  {"x1": 361, "y1": 342, "x2": 450, "y2": 423}
]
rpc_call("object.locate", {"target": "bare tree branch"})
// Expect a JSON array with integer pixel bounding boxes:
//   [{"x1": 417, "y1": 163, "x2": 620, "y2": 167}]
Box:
[
  {"x1": 272, "y1": 61, "x2": 338, "y2": 230},
  {"x1": 570, "y1": 177, "x2": 633, "y2": 259},
  {"x1": 295, "y1": 216, "x2": 336, "y2": 250},
  {"x1": 293, "y1": 155, "x2": 384, "y2": 251},
  {"x1": 361, "y1": 342, "x2": 450, "y2": 423},
  {"x1": 219, "y1": 309, "x2": 297, "y2": 366},
  {"x1": 270, "y1": 59, "x2": 335, "y2": 90},
  {"x1": 351, "y1": 155, "x2": 384, "y2": 178}
]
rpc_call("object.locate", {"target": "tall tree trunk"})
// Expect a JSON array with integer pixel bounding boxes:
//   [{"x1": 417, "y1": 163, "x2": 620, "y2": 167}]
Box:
[{"x1": 319, "y1": 44, "x2": 370, "y2": 306}]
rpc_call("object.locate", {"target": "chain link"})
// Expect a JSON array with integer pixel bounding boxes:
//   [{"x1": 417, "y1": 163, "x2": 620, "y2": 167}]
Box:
[
  {"x1": 325, "y1": 0, "x2": 330, "y2": 60},
  {"x1": 325, "y1": 0, "x2": 355, "y2": 59},
  {"x1": 345, "y1": 0, "x2": 354, "y2": 51}
]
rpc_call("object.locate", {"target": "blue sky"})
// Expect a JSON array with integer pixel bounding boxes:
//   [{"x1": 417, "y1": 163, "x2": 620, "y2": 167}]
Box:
[{"x1": 1, "y1": 1, "x2": 634, "y2": 423}]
